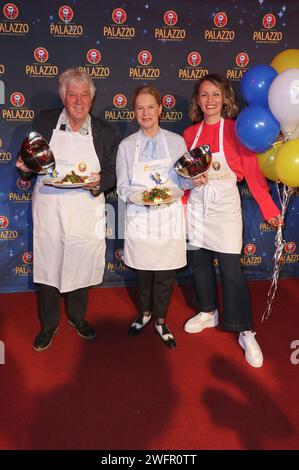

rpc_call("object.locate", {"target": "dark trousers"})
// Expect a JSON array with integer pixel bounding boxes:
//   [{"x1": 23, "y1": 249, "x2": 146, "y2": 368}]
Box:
[
  {"x1": 136, "y1": 269, "x2": 176, "y2": 319},
  {"x1": 38, "y1": 284, "x2": 89, "y2": 331},
  {"x1": 191, "y1": 248, "x2": 252, "y2": 332}
]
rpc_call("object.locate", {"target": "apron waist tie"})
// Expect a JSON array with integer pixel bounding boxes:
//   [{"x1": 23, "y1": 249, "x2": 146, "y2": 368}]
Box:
[{"x1": 203, "y1": 184, "x2": 217, "y2": 216}]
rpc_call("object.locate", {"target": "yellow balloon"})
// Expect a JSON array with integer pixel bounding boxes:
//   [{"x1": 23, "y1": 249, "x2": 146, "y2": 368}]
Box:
[
  {"x1": 271, "y1": 49, "x2": 299, "y2": 73},
  {"x1": 257, "y1": 142, "x2": 282, "y2": 181},
  {"x1": 275, "y1": 139, "x2": 299, "y2": 187}
]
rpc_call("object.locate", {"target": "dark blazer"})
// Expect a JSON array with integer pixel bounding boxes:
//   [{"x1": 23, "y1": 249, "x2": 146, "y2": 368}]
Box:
[{"x1": 32, "y1": 108, "x2": 119, "y2": 195}]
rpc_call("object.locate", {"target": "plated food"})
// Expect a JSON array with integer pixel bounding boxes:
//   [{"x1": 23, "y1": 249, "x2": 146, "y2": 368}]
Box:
[
  {"x1": 142, "y1": 187, "x2": 172, "y2": 203},
  {"x1": 130, "y1": 187, "x2": 183, "y2": 206},
  {"x1": 56, "y1": 171, "x2": 89, "y2": 185},
  {"x1": 43, "y1": 170, "x2": 96, "y2": 188}
]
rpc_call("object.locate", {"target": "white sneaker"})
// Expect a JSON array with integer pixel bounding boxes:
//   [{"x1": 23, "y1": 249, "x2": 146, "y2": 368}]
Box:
[
  {"x1": 238, "y1": 331, "x2": 263, "y2": 368},
  {"x1": 184, "y1": 310, "x2": 219, "y2": 333}
]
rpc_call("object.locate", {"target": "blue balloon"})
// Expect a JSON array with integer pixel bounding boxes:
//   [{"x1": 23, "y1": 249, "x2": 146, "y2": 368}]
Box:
[
  {"x1": 240, "y1": 64, "x2": 277, "y2": 106},
  {"x1": 236, "y1": 105, "x2": 280, "y2": 153}
]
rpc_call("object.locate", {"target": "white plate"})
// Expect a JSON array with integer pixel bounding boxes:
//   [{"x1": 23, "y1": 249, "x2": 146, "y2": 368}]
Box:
[
  {"x1": 129, "y1": 187, "x2": 184, "y2": 206},
  {"x1": 43, "y1": 177, "x2": 96, "y2": 188}
]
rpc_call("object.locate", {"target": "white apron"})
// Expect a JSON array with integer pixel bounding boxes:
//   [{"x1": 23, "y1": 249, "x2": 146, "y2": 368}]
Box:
[
  {"x1": 124, "y1": 131, "x2": 186, "y2": 270},
  {"x1": 32, "y1": 123, "x2": 106, "y2": 292},
  {"x1": 187, "y1": 118, "x2": 242, "y2": 254}
]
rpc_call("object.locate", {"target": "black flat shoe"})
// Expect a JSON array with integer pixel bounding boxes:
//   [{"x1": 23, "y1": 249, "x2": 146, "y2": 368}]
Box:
[
  {"x1": 128, "y1": 313, "x2": 151, "y2": 336},
  {"x1": 68, "y1": 319, "x2": 96, "y2": 339},
  {"x1": 33, "y1": 326, "x2": 58, "y2": 352},
  {"x1": 154, "y1": 323, "x2": 176, "y2": 348}
]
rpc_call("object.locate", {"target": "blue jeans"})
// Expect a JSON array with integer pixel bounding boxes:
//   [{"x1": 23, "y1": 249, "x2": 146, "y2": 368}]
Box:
[{"x1": 190, "y1": 248, "x2": 253, "y2": 332}]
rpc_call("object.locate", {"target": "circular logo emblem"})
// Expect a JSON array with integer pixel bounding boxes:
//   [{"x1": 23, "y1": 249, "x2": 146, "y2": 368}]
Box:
[
  {"x1": 0, "y1": 215, "x2": 9, "y2": 228},
  {"x1": 163, "y1": 10, "x2": 178, "y2": 26},
  {"x1": 244, "y1": 243, "x2": 256, "y2": 256},
  {"x1": 187, "y1": 51, "x2": 201, "y2": 67},
  {"x1": 262, "y1": 13, "x2": 276, "y2": 29},
  {"x1": 115, "y1": 248, "x2": 124, "y2": 261},
  {"x1": 77, "y1": 162, "x2": 87, "y2": 173},
  {"x1": 285, "y1": 242, "x2": 296, "y2": 253},
  {"x1": 212, "y1": 161, "x2": 221, "y2": 171},
  {"x1": 34, "y1": 47, "x2": 49, "y2": 63},
  {"x1": 17, "y1": 178, "x2": 30, "y2": 190},
  {"x1": 112, "y1": 8, "x2": 126, "y2": 24},
  {"x1": 3, "y1": 3, "x2": 19, "y2": 20},
  {"x1": 22, "y1": 252, "x2": 33, "y2": 264},
  {"x1": 87, "y1": 49, "x2": 101, "y2": 65},
  {"x1": 10, "y1": 92, "x2": 25, "y2": 107},
  {"x1": 113, "y1": 94, "x2": 127, "y2": 108},
  {"x1": 58, "y1": 5, "x2": 74, "y2": 23},
  {"x1": 235, "y1": 52, "x2": 249, "y2": 68},
  {"x1": 138, "y1": 50, "x2": 152, "y2": 66},
  {"x1": 214, "y1": 12, "x2": 228, "y2": 28},
  {"x1": 162, "y1": 95, "x2": 176, "y2": 109}
]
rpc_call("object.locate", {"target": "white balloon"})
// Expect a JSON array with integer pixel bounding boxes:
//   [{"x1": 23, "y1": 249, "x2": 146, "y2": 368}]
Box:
[
  {"x1": 282, "y1": 124, "x2": 299, "y2": 141},
  {"x1": 268, "y1": 68, "x2": 299, "y2": 135}
]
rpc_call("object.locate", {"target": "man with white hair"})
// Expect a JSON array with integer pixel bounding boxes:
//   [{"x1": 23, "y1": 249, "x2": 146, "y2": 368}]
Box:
[{"x1": 17, "y1": 68, "x2": 119, "y2": 351}]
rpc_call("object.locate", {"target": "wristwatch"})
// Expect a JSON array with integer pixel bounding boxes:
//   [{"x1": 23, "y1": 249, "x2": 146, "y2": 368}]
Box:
[{"x1": 90, "y1": 184, "x2": 101, "y2": 196}]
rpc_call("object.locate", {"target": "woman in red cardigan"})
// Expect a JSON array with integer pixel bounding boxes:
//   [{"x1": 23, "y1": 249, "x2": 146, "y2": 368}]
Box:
[{"x1": 183, "y1": 74, "x2": 282, "y2": 368}]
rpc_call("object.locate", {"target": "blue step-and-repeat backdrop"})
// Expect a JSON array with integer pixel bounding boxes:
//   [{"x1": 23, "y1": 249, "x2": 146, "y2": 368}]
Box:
[{"x1": 0, "y1": 0, "x2": 298, "y2": 293}]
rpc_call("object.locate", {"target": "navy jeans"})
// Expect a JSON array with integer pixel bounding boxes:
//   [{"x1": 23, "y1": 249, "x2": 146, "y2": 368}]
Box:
[{"x1": 190, "y1": 248, "x2": 253, "y2": 332}]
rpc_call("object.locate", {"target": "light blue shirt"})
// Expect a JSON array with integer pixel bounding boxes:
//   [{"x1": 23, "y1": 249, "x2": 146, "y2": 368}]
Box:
[{"x1": 116, "y1": 128, "x2": 194, "y2": 202}]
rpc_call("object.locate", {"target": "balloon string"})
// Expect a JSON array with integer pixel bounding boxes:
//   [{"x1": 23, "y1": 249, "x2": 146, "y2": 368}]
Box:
[
  {"x1": 283, "y1": 124, "x2": 299, "y2": 141},
  {"x1": 262, "y1": 184, "x2": 296, "y2": 322}
]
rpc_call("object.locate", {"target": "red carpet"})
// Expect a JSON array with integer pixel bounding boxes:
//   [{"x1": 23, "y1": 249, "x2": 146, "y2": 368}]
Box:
[{"x1": 0, "y1": 279, "x2": 298, "y2": 450}]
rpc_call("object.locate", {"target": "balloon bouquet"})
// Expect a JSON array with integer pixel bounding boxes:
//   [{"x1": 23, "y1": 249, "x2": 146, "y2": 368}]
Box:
[{"x1": 236, "y1": 49, "x2": 299, "y2": 320}]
